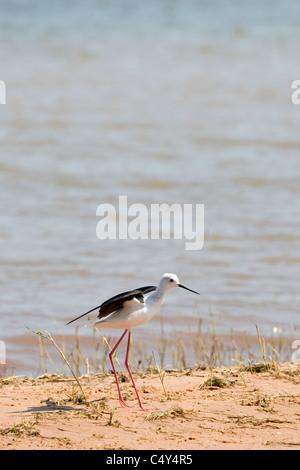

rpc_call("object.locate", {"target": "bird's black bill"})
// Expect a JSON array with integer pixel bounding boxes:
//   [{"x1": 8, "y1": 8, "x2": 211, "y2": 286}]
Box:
[{"x1": 178, "y1": 284, "x2": 200, "y2": 295}]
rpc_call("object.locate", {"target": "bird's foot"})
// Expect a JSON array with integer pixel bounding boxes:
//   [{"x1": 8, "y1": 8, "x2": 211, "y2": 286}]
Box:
[
  {"x1": 119, "y1": 398, "x2": 132, "y2": 408},
  {"x1": 138, "y1": 403, "x2": 151, "y2": 412}
]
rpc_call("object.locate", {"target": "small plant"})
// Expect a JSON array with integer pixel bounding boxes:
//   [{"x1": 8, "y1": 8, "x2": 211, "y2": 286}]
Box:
[
  {"x1": 152, "y1": 351, "x2": 167, "y2": 397},
  {"x1": 199, "y1": 375, "x2": 230, "y2": 389},
  {"x1": 25, "y1": 327, "x2": 85, "y2": 398},
  {"x1": 0, "y1": 417, "x2": 40, "y2": 438},
  {"x1": 256, "y1": 325, "x2": 268, "y2": 370},
  {"x1": 145, "y1": 405, "x2": 193, "y2": 421},
  {"x1": 106, "y1": 406, "x2": 121, "y2": 427}
]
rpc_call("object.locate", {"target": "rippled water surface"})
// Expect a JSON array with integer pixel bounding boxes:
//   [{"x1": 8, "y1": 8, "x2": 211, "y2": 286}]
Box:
[{"x1": 1, "y1": 0, "x2": 300, "y2": 373}]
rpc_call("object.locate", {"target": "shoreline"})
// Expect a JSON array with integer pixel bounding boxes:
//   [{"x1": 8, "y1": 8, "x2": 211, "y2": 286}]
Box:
[
  {"x1": 1, "y1": 363, "x2": 300, "y2": 450},
  {"x1": 1, "y1": 325, "x2": 297, "y2": 378}
]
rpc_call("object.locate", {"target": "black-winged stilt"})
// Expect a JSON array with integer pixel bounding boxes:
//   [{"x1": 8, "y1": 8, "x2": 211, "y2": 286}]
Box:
[{"x1": 66, "y1": 273, "x2": 200, "y2": 410}]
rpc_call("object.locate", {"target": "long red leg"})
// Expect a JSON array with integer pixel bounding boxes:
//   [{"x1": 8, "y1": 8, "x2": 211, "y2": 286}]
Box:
[
  {"x1": 124, "y1": 329, "x2": 149, "y2": 411},
  {"x1": 108, "y1": 329, "x2": 132, "y2": 408}
]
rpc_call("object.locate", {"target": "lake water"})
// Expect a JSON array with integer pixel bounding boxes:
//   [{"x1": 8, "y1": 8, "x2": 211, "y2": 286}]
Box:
[{"x1": 1, "y1": 0, "x2": 300, "y2": 374}]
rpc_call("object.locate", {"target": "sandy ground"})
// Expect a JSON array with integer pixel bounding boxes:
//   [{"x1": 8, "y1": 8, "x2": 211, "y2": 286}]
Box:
[{"x1": 1, "y1": 363, "x2": 300, "y2": 450}]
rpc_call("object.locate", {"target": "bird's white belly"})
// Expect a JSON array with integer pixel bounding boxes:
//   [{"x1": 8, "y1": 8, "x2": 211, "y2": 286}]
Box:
[{"x1": 94, "y1": 304, "x2": 152, "y2": 329}]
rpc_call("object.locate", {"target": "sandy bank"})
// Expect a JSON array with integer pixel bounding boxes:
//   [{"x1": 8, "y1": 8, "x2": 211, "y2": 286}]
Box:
[{"x1": 1, "y1": 363, "x2": 300, "y2": 450}]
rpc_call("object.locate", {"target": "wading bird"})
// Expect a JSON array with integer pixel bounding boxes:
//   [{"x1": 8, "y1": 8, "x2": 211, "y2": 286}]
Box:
[{"x1": 66, "y1": 273, "x2": 200, "y2": 410}]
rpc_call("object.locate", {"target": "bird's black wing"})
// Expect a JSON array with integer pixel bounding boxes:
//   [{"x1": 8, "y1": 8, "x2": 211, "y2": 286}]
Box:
[
  {"x1": 98, "y1": 285, "x2": 156, "y2": 318},
  {"x1": 66, "y1": 285, "x2": 156, "y2": 325}
]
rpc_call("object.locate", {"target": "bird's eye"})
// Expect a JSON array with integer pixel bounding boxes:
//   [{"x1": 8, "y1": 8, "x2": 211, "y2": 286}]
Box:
[{"x1": 170, "y1": 279, "x2": 174, "y2": 282}]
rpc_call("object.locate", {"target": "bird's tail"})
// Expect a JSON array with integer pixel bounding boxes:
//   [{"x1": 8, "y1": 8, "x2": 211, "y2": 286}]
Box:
[{"x1": 65, "y1": 305, "x2": 101, "y2": 326}]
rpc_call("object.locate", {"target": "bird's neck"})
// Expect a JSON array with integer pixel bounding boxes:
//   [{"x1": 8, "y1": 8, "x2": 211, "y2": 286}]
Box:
[{"x1": 146, "y1": 285, "x2": 169, "y2": 307}]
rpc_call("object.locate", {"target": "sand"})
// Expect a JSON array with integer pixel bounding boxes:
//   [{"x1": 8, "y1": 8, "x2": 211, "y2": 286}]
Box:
[{"x1": 1, "y1": 363, "x2": 300, "y2": 450}]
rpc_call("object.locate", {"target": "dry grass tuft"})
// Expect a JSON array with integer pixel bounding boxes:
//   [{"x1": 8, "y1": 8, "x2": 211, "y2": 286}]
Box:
[
  {"x1": 199, "y1": 374, "x2": 233, "y2": 389},
  {"x1": 145, "y1": 405, "x2": 193, "y2": 421},
  {"x1": 0, "y1": 417, "x2": 40, "y2": 438}
]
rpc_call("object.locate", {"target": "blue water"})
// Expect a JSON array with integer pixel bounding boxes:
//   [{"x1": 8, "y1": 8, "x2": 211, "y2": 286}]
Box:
[{"x1": 1, "y1": 0, "x2": 300, "y2": 373}]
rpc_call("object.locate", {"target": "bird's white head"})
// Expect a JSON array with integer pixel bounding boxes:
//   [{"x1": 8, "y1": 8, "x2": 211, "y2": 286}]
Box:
[
  {"x1": 159, "y1": 273, "x2": 180, "y2": 290},
  {"x1": 158, "y1": 273, "x2": 200, "y2": 295}
]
